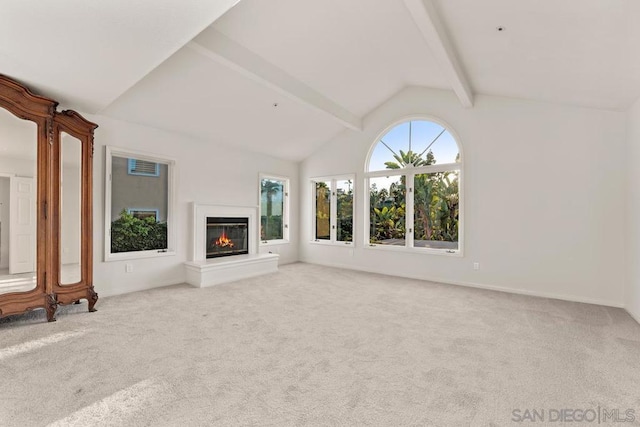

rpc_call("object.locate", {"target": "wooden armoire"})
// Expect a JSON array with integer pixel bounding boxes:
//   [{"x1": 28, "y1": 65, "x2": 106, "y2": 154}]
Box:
[{"x1": 0, "y1": 74, "x2": 97, "y2": 322}]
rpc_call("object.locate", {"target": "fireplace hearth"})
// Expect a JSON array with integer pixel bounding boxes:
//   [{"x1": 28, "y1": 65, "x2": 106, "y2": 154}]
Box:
[
  {"x1": 186, "y1": 203, "x2": 278, "y2": 288},
  {"x1": 206, "y1": 217, "x2": 248, "y2": 258}
]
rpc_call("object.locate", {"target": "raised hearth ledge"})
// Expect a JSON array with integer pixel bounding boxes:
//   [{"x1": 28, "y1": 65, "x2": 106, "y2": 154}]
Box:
[{"x1": 185, "y1": 253, "x2": 279, "y2": 288}]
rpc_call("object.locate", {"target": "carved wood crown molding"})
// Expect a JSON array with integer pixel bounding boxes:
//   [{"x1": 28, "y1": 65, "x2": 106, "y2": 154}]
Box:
[
  {"x1": 0, "y1": 74, "x2": 57, "y2": 119},
  {"x1": 56, "y1": 109, "x2": 98, "y2": 134},
  {"x1": 0, "y1": 74, "x2": 97, "y2": 137}
]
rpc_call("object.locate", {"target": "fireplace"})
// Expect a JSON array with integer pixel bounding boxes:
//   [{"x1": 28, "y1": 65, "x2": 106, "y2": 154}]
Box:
[
  {"x1": 186, "y1": 203, "x2": 278, "y2": 288},
  {"x1": 206, "y1": 217, "x2": 249, "y2": 259}
]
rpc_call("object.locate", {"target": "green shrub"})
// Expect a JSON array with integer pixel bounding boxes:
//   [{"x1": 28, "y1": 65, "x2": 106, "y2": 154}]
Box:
[{"x1": 111, "y1": 209, "x2": 167, "y2": 253}]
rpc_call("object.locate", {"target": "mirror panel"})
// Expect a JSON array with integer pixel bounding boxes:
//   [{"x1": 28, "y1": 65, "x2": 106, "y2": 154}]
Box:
[
  {"x1": 59, "y1": 132, "x2": 82, "y2": 285},
  {"x1": 0, "y1": 107, "x2": 38, "y2": 295}
]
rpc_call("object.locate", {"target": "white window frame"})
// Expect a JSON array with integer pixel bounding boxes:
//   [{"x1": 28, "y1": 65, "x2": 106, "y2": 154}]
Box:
[
  {"x1": 127, "y1": 208, "x2": 160, "y2": 221},
  {"x1": 311, "y1": 175, "x2": 355, "y2": 246},
  {"x1": 259, "y1": 173, "x2": 290, "y2": 246},
  {"x1": 364, "y1": 117, "x2": 464, "y2": 256},
  {"x1": 104, "y1": 146, "x2": 176, "y2": 261}
]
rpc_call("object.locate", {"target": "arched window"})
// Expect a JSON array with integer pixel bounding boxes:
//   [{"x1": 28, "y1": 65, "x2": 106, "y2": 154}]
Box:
[{"x1": 366, "y1": 119, "x2": 462, "y2": 253}]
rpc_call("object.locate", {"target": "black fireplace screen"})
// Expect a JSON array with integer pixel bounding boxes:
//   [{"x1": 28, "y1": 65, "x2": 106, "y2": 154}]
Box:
[{"x1": 206, "y1": 217, "x2": 249, "y2": 258}]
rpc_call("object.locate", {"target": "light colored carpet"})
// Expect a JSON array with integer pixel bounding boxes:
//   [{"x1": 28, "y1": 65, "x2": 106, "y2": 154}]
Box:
[{"x1": 1, "y1": 262, "x2": 639, "y2": 426}]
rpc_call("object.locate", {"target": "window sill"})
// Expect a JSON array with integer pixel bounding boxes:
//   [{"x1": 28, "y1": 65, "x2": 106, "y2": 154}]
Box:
[
  {"x1": 364, "y1": 244, "x2": 463, "y2": 257},
  {"x1": 105, "y1": 250, "x2": 176, "y2": 262},
  {"x1": 259, "y1": 239, "x2": 290, "y2": 246},
  {"x1": 310, "y1": 240, "x2": 354, "y2": 247}
]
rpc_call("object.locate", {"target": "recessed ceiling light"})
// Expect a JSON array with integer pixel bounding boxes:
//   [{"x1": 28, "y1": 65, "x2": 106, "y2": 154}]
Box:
[
  {"x1": 496, "y1": 26, "x2": 506, "y2": 32},
  {"x1": 273, "y1": 102, "x2": 279, "y2": 107}
]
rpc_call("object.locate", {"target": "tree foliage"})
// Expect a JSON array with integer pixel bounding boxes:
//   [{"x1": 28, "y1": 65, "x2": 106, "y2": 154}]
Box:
[
  {"x1": 336, "y1": 182, "x2": 353, "y2": 242},
  {"x1": 315, "y1": 181, "x2": 354, "y2": 242},
  {"x1": 370, "y1": 150, "x2": 459, "y2": 244},
  {"x1": 261, "y1": 179, "x2": 284, "y2": 240},
  {"x1": 111, "y1": 209, "x2": 167, "y2": 253}
]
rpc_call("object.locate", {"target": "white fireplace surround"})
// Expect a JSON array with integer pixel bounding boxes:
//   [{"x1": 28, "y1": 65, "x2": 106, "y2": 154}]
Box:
[
  {"x1": 184, "y1": 203, "x2": 279, "y2": 287},
  {"x1": 191, "y1": 203, "x2": 258, "y2": 261}
]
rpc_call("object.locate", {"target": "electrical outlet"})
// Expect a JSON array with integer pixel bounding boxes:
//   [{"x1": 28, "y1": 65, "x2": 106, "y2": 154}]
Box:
[
  {"x1": 473, "y1": 262, "x2": 480, "y2": 270},
  {"x1": 125, "y1": 263, "x2": 133, "y2": 273}
]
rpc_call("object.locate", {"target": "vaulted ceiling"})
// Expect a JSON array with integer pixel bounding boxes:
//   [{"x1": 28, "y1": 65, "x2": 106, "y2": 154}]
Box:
[{"x1": 2, "y1": 0, "x2": 639, "y2": 161}]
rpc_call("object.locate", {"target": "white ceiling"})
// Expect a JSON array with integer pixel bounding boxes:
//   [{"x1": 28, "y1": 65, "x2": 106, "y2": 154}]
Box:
[
  {"x1": 102, "y1": 47, "x2": 345, "y2": 161},
  {"x1": 211, "y1": 0, "x2": 451, "y2": 117},
  {"x1": 1, "y1": 0, "x2": 639, "y2": 161},
  {"x1": 436, "y1": 0, "x2": 640, "y2": 111},
  {"x1": 0, "y1": 0, "x2": 239, "y2": 112}
]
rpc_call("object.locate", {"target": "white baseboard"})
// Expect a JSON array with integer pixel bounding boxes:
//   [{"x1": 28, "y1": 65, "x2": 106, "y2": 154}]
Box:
[
  {"x1": 626, "y1": 307, "x2": 640, "y2": 325},
  {"x1": 300, "y1": 258, "x2": 625, "y2": 308},
  {"x1": 97, "y1": 279, "x2": 180, "y2": 299}
]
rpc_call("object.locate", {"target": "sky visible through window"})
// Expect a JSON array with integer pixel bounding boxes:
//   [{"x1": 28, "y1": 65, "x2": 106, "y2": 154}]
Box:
[
  {"x1": 368, "y1": 120, "x2": 459, "y2": 172},
  {"x1": 336, "y1": 179, "x2": 353, "y2": 192}
]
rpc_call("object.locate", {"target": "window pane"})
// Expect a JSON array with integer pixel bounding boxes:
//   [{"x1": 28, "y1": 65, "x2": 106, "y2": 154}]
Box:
[
  {"x1": 336, "y1": 179, "x2": 353, "y2": 242},
  {"x1": 111, "y1": 155, "x2": 168, "y2": 253},
  {"x1": 314, "y1": 181, "x2": 331, "y2": 240},
  {"x1": 368, "y1": 122, "x2": 410, "y2": 171},
  {"x1": 260, "y1": 178, "x2": 284, "y2": 241},
  {"x1": 368, "y1": 120, "x2": 459, "y2": 171},
  {"x1": 369, "y1": 175, "x2": 405, "y2": 245},
  {"x1": 413, "y1": 170, "x2": 459, "y2": 250},
  {"x1": 409, "y1": 121, "x2": 459, "y2": 165}
]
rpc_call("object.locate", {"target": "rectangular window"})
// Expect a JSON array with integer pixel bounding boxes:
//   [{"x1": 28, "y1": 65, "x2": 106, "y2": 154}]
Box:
[
  {"x1": 369, "y1": 175, "x2": 405, "y2": 246},
  {"x1": 260, "y1": 175, "x2": 289, "y2": 243},
  {"x1": 105, "y1": 147, "x2": 175, "y2": 260},
  {"x1": 127, "y1": 159, "x2": 160, "y2": 176},
  {"x1": 312, "y1": 176, "x2": 354, "y2": 245}
]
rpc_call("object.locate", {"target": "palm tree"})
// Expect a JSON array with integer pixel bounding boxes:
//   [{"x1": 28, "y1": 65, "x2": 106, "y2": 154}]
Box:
[
  {"x1": 261, "y1": 180, "x2": 282, "y2": 239},
  {"x1": 414, "y1": 173, "x2": 435, "y2": 240},
  {"x1": 383, "y1": 149, "x2": 434, "y2": 169}
]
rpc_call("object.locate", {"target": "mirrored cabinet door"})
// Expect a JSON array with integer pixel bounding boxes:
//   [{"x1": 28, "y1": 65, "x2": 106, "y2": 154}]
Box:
[
  {"x1": 0, "y1": 107, "x2": 38, "y2": 295},
  {"x1": 59, "y1": 132, "x2": 82, "y2": 285},
  {"x1": 52, "y1": 110, "x2": 97, "y2": 312},
  {"x1": 0, "y1": 73, "x2": 56, "y2": 321}
]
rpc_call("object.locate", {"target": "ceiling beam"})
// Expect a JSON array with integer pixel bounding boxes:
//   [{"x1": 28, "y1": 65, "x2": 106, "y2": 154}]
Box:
[
  {"x1": 188, "y1": 28, "x2": 362, "y2": 131},
  {"x1": 404, "y1": 0, "x2": 474, "y2": 108}
]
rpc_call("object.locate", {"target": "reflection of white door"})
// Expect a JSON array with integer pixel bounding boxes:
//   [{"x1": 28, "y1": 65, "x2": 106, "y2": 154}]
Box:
[{"x1": 9, "y1": 177, "x2": 35, "y2": 274}]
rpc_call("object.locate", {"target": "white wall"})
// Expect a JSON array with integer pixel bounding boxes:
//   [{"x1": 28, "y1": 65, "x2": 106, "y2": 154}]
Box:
[
  {"x1": 300, "y1": 87, "x2": 627, "y2": 307},
  {"x1": 86, "y1": 114, "x2": 299, "y2": 298},
  {"x1": 626, "y1": 98, "x2": 640, "y2": 322}
]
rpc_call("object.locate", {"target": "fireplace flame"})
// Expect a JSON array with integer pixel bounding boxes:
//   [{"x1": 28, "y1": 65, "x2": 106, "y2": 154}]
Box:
[{"x1": 215, "y1": 231, "x2": 235, "y2": 248}]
